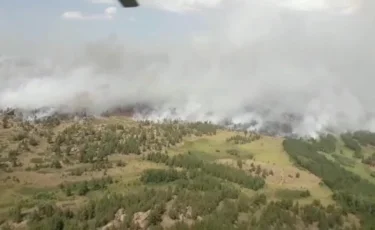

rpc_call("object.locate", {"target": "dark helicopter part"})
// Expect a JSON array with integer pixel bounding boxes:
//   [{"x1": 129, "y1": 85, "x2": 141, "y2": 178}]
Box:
[{"x1": 118, "y1": 0, "x2": 139, "y2": 7}]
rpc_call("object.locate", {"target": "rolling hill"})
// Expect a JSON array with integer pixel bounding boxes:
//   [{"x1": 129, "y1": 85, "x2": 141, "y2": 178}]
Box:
[{"x1": 0, "y1": 113, "x2": 374, "y2": 230}]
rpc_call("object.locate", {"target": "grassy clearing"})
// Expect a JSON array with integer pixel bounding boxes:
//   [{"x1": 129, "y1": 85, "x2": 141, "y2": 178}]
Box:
[
  {"x1": 215, "y1": 159, "x2": 334, "y2": 205},
  {"x1": 238, "y1": 136, "x2": 292, "y2": 167},
  {"x1": 264, "y1": 173, "x2": 334, "y2": 206},
  {"x1": 343, "y1": 160, "x2": 375, "y2": 183},
  {"x1": 330, "y1": 141, "x2": 375, "y2": 184},
  {"x1": 170, "y1": 129, "x2": 336, "y2": 206},
  {"x1": 331, "y1": 154, "x2": 356, "y2": 167},
  {"x1": 171, "y1": 130, "x2": 290, "y2": 165},
  {"x1": 171, "y1": 134, "x2": 254, "y2": 160}
]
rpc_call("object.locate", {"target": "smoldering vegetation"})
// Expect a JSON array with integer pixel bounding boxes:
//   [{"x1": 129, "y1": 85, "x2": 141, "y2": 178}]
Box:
[{"x1": 0, "y1": 0, "x2": 374, "y2": 137}]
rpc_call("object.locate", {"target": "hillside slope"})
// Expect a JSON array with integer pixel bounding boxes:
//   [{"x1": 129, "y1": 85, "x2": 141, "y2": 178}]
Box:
[{"x1": 1, "y1": 114, "x2": 373, "y2": 229}]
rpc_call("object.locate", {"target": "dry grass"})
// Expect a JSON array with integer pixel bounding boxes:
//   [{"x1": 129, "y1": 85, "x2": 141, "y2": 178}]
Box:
[
  {"x1": 0, "y1": 115, "x2": 341, "y2": 226},
  {"x1": 0, "y1": 116, "x2": 170, "y2": 217},
  {"x1": 216, "y1": 158, "x2": 334, "y2": 205}
]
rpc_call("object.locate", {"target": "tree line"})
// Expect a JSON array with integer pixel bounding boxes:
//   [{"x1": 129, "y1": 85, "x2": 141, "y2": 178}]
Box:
[
  {"x1": 283, "y1": 138, "x2": 375, "y2": 229},
  {"x1": 145, "y1": 152, "x2": 265, "y2": 191},
  {"x1": 12, "y1": 167, "x2": 354, "y2": 230}
]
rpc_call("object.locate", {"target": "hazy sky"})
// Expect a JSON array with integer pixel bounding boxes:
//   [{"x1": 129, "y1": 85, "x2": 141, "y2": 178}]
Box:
[
  {"x1": 0, "y1": 0, "x2": 363, "y2": 46},
  {"x1": 0, "y1": 0, "x2": 209, "y2": 48},
  {"x1": 0, "y1": 0, "x2": 374, "y2": 137}
]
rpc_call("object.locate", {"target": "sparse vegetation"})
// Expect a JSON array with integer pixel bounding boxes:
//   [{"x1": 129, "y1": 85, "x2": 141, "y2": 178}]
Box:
[
  {"x1": 226, "y1": 133, "x2": 260, "y2": 144},
  {"x1": 0, "y1": 113, "x2": 367, "y2": 229},
  {"x1": 146, "y1": 152, "x2": 265, "y2": 190},
  {"x1": 275, "y1": 189, "x2": 311, "y2": 199}
]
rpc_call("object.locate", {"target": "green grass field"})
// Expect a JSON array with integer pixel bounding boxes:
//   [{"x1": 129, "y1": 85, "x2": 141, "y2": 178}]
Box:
[{"x1": 169, "y1": 130, "x2": 336, "y2": 206}]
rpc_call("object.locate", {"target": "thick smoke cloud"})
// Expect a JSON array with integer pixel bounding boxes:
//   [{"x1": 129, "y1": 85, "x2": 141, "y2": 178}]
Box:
[{"x1": 0, "y1": 0, "x2": 374, "y2": 137}]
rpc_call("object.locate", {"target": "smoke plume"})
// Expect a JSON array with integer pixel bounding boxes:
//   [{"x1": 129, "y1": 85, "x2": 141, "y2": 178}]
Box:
[{"x1": 0, "y1": 0, "x2": 374, "y2": 137}]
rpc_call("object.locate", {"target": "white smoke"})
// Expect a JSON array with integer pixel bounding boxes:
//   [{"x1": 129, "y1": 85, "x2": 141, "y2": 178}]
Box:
[{"x1": 0, "y1": 0, "x2": 374, "y2": 137}]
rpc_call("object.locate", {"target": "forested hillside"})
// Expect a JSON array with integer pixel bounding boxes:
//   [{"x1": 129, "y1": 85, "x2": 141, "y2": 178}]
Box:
[{"x1": 1, "y1": 113, "x2": 375, "y2": 229}]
